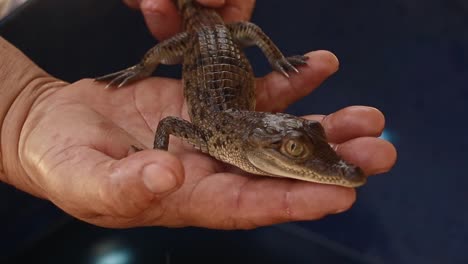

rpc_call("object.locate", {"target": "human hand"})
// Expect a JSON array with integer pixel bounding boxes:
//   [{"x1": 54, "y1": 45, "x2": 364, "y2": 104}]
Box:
[
  {"x1": 1, "y1": 45, "x2": 396, "y2": 229},
  {"x1": 123, "y1": 0, "x2": 255, "y2": 40}
]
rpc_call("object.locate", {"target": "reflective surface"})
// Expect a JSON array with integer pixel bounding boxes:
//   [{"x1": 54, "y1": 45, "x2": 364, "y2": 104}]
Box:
[
  {"x1": 11, "y1": 222, "x2": 373, "y2": 264},
  {"x1": 1, "y1": 0, "x2": 467, "y2": 263}
]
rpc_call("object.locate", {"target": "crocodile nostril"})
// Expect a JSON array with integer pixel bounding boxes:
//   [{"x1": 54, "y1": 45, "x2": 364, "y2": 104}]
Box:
[{"x1": 343, "y1": 165, "x2": 366, "y2": 183}]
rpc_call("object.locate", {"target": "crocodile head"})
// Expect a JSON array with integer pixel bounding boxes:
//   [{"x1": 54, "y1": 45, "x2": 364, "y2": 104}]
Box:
[{"x1": 242, "y1": 113, "x2": 366, "y2": 187}]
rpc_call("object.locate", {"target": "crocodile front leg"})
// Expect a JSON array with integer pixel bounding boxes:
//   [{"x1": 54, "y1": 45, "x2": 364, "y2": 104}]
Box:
[
  {"x1": 95, "y1": 32, "x2": 189, "y2": 88},
  {"x1": 154, "y1": 116, "x2": 209, "y2": 153},
  {"x1": 227, "y1": 22, "x2": 308, "y2": 78}
]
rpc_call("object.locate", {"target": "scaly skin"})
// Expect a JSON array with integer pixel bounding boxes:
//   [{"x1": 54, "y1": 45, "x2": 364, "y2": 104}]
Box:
[{"x1": 96, "y1": 0, "x2": 366, "y2": 187}]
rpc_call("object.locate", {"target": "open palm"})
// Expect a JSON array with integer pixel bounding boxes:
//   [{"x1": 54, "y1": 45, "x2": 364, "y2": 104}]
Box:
[{"x1": 14, "y1": 50, "x2": 395, "y2": 229}]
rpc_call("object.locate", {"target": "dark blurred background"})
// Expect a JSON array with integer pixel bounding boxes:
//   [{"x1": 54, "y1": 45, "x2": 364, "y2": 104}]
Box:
[{"x1": 0, "y1": 0, "x2": 467, "y2": 263}]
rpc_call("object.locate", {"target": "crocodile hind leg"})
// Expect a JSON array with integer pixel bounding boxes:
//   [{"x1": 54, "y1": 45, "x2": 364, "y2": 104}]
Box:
[
  {"x1": 95, "y1": 31, "x2": 189, "y2": 88},
  {"x1": 227, "y1": 22, "x2": 308, "y2": 78},
  {"x1": 154, "y1": 116, "x2": 208, "y2": 153}
]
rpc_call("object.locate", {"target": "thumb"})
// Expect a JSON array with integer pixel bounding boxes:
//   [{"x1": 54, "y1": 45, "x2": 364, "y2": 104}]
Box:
[
  {"x1": 43, "y1": 146, "x2": 185, "y2": 223},
  {"x1": 109, "y1": 148, "x2": 185, "y2": 199}
]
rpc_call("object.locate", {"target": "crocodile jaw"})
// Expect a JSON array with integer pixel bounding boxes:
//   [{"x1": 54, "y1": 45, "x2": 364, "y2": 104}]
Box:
[{"x1": 245, "y1": 149, "x2": 367, "y2": 188}]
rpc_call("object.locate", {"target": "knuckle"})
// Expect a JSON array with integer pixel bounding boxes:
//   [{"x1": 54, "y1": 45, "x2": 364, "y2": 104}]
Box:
[{"x1": 98, "y1": 174, "x2": 153, "y2": 219}]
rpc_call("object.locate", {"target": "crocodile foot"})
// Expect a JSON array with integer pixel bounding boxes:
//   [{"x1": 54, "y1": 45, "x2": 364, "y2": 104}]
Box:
[
  {"x1": 272, "y1": 55, "x2": 309, "y2": 78},
  {"x1": 127, "y1": 145, "x2": 145, "y2": 156},
  {"x1": 95, "y1": 64, "x2": 147, "y2": 88}
]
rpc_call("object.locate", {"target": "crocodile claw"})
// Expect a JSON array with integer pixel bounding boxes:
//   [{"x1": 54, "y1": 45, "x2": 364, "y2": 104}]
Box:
[
  {"x1": 95, "y1": 64, "x2": 146, "y2": 88},
  {"x1": 130, "y1": 145, "x2": 144, "y2": 152},
  {"x1": 127, "y1": 145, "x2": 145, "y2": 156},
  {"x1": 272, "y1": 55, "x2": 309, "y2": 78}
]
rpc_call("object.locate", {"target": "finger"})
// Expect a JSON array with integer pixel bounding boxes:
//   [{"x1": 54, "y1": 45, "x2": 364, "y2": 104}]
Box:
[
  {"x1": 123, "y1": 0, "x2": 141, "y2": 9},
  {"x1": 179, "y1": 174, "x2": 355, "y2": 229},
  {"x1": 22, "y1": 105, "x2": 184, "y2": 224},
  {"x1": 140, "y1": 0, "x2": 182, "y2": 40},
  {"x1": 256, "y1": 50, "x2": 340, "y2": 112},
  {"x1": 304, "y1": 106, "x2": 386, "y2": 144},
  {"x1": 302, "y1": 108, "x2": 395, "y2": 175},
  {"x1": 218, "y1": 0, "x2": 256, "y2": 22},
  {"x1": 335, "y1": 137, "x2": 397, "y2": 176},
  {"x1": 140, "y1": 0, "x2": 254, "y2": 40}
]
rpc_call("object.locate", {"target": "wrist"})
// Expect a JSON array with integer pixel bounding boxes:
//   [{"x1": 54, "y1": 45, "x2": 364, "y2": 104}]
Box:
[{"x1": 0, "y1": 37, "x2": 63, "y2": 196}]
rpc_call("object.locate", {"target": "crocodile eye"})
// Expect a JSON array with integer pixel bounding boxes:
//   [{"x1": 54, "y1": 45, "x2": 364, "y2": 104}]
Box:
[{"x1": 282, "y1": 139, "x2": 307, "y2": 158}]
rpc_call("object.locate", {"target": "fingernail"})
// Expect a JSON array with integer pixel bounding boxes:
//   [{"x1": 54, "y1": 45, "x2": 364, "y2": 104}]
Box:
[
  {"x1": 334, "y1": 207, "x2": 349, "y2": 214},
  {"x1": 143, "y1": 164, "x2": 178, "y2": 194},
  {"x1": 330, "y1": 52, "x2": 340, "y2": 65}
]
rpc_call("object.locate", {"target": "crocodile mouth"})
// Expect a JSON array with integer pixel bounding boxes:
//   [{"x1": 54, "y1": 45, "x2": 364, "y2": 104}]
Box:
[{"x1": 246, "y1": 149, "x2": 366, "y2": 188}]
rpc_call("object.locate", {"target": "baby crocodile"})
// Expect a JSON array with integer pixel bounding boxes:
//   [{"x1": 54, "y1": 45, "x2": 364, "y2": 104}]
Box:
[{"x1": 96, "y1": 0, "x2": 366, "y2": 187}]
